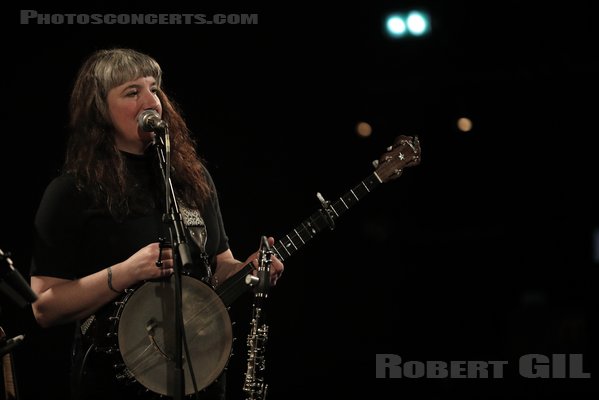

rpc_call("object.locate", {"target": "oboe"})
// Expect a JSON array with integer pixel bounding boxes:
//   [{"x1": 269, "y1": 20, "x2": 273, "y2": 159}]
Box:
[{"x1": 242, "y1": 236, "x2": 272, "y2": 400}]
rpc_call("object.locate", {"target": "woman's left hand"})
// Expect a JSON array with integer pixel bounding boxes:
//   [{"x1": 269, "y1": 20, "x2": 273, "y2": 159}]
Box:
[{"x1": 248, "y1": 236, "x2": 284, "y2": 286}]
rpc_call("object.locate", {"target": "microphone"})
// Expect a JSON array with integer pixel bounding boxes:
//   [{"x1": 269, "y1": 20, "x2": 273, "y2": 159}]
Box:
[
  {"x1": 0, "y1": 249, "x2": 38, "y2": 308},
  {"x1": 0, "y1": 334, "x2": 24, "y2": 357},
  {"x1": 137, "y1": 109, "x2": 167, "y2": 132}
]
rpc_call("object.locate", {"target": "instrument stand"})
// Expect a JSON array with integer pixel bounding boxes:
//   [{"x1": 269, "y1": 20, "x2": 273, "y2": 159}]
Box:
[{"x1": 153, "y1": 127, "x2": 203, "y2": 400}]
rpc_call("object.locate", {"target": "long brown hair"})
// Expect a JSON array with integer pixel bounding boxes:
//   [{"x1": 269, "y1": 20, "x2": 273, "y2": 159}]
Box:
[{"x1": 64, "y1": 48, "x2": 211, "y2": 217}]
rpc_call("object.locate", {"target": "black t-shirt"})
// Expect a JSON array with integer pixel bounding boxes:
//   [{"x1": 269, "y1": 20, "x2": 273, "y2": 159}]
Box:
[
  {"x1": 31, "y1": 151, "x2": 229, "y2": 280},
  {"x1": 30, "y1": 151, "x2": 230, "y2": 400}
]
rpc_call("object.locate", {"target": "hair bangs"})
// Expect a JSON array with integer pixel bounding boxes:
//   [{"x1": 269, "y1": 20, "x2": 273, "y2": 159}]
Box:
[{"x1": 94, "y1": 49, "x2": 163, "y2": 94}]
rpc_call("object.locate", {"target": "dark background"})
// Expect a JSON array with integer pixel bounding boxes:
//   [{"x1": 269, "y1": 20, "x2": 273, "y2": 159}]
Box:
[{"x1": 2, "y1": 1, "x2": 597, "y2": 399}]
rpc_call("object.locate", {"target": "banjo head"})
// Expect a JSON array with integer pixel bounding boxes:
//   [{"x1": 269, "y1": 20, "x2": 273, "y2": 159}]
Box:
[{"x1": 118, "y1": 275, "x2": 232, "y2": 396}]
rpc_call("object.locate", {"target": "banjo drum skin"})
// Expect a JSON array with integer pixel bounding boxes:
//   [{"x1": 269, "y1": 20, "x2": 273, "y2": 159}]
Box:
[{"x1": 111, "y1": 276, "x2": 232, "y2": 396}]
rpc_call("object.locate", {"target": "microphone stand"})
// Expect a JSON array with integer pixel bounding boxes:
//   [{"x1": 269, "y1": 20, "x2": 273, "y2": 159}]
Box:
[{"x1": 153, "y1": 125, "x2": 192, "y2": 400}]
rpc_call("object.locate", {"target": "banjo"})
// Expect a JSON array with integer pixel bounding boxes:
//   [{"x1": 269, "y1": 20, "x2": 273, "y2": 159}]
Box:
[{"x1": 86, "y1": 135, "x2": 421, "y2": 397}]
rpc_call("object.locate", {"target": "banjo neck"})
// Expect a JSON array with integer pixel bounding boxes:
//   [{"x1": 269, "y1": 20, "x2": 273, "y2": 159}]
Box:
[
  {"x1": 216, "y1": 173, "x2": 382, "y2": 306},
  {"x1": 2, "y1": 354, "x2": 17, "y2": 400},
  {"x1": 216, "y1": 135, "x2": 421, "y2": 307},
  {"x1": 1, "y1": 327, "x2": 19, "y2": 400}
]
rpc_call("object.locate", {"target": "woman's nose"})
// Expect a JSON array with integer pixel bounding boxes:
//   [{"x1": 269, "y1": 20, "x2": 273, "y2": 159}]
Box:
[{"x1": 141, "y1": 89, "x2": 160, "y2": 110}]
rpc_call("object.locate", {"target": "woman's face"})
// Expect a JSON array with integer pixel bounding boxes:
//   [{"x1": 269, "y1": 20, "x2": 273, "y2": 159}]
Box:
[{"x1": 107, "y1": 76, "x2": 162, "y2": 154}]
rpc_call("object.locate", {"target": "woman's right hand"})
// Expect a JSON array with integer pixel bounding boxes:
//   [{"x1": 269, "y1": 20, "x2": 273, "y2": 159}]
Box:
[
  {"x1": 124, "y1": 242, "x2": 174, "y2": 283},
  {"x1": 31, "y1": 242, "x2": 175, "y2": 328}
]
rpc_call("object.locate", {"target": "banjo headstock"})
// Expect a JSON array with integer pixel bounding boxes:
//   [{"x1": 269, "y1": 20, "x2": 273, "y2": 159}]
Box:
[{"x1": 374, "y1": 135, "x2": 422, "y2": 182}]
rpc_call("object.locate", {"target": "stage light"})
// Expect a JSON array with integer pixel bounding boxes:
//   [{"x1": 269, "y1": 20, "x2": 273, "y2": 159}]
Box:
[
  {"x1": 386, "y1": 15, "x2": 407, "y2": 38},
  {"x1": 457, "y1": 117, "x2": 473, "y2": 132},
  {"x1": 385, "y1": 10, "x2": 430, "y2": 39},
  {"x1": 406, "y1": 11, "x2": 429, "y2": 36}
]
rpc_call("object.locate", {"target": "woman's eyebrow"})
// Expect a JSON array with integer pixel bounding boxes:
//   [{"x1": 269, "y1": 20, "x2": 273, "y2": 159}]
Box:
[{"x1": 119, "y1": 81, "x2": 158, "y2": 93}]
